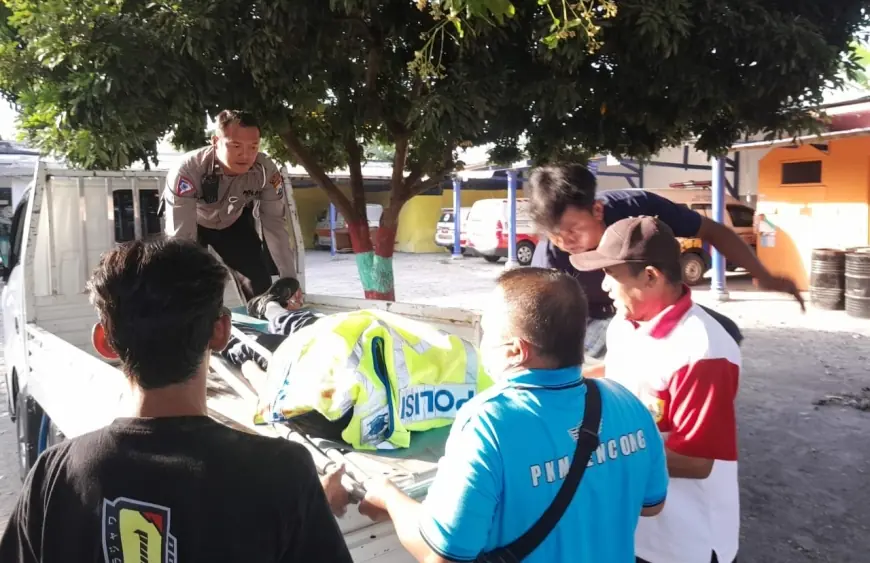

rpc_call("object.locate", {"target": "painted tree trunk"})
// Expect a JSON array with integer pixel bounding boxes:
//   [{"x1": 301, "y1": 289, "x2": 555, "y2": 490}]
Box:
[{"x1": 347, "y1": 220, "x2": 398, "y2": 301}]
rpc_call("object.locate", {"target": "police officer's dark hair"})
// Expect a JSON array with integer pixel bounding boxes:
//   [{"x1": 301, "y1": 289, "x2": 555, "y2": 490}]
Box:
[
  {"x1": 216, "y1": 109, "x2": 260, "y2": 133},
  {"x1": 528, "y1": 164, "x2": 598, "y2": 232},
  {"x1": 87, "y1": 238, "x2": 229, "y2": 389},
  {"x1": 495, "y1": 267, "x2": 588, "y2": 368}
]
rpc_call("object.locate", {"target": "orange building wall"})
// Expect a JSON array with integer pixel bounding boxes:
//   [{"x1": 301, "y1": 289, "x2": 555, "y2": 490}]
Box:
[{"x1": 755, "y1": 138, "x2": 870, "y2": 291}]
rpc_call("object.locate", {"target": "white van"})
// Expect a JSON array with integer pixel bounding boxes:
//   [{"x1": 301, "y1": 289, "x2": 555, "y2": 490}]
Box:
[
  {"x1": 464, "y1": 198, "x2": 539, "y2": 266},
  {"x1": 434, "y1": 207, "x2": 471, "y2": 252}
]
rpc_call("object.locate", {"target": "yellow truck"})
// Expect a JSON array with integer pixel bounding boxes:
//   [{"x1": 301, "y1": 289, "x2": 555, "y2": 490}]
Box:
[{"x1": 647, "y1": 181, "x2": 757, "y2": 285}]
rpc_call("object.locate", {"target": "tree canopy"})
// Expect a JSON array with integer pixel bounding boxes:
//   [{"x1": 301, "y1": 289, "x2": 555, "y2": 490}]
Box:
[{"x1": 1, "y1": 0, "x2": 867, "y2": 299}]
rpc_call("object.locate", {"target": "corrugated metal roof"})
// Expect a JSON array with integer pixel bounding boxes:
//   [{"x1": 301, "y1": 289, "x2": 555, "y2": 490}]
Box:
[{"x1": 730, "y1": 126, "x2": 870, "y2": 151}]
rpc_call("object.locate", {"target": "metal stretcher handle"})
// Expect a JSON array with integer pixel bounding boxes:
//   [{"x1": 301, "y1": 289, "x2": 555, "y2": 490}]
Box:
[
  {"x1": 228, "y1": 321, "x2": 370, "y2": 502},
  {"x1": 283, "y1": 430, "x2": 368, "y2": 503}
]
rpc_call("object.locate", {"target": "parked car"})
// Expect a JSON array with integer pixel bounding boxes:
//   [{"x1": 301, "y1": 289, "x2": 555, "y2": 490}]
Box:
[
  {"x1": 314, "y1": 203, "x2": 383, "y2": 251},
  {"x1": 434, "y1": 207, "x2": 471, "y2": 254},
  {"x1": 648, "y1": 182, "x2": 757, "y2": 285},
  {"x1": 465, "y1": 198, "x2": 538, "y2": 266}
]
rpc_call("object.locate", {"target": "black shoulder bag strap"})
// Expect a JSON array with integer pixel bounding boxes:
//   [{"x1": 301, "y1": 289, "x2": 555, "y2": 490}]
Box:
[{"x1": 476, "y1": 379, "x2": 602, "y2": 563}]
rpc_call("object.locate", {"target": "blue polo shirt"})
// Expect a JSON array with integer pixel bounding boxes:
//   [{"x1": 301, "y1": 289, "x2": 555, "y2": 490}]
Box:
[
  {"x1": 531, "y1": 190, "x2": 702, "y2": 318},
  {"x1": 418, "y1": 367, "x2": 668, "y2": 562}
]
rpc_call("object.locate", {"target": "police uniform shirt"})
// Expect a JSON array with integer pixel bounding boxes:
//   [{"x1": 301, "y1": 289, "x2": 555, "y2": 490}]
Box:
[
  {"x1": 0, "y1": 417, "x2": 353, "y2": 563},
  {"x1": 163, "y1": 146, "x2": 296, "y2": 278},
  {"x1": 418, "y1": 367, "x2": 669, "y2": 562}
]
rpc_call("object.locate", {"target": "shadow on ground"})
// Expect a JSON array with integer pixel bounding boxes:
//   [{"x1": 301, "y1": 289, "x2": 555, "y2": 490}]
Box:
[{"x1": 738, "y1": 326, "x2": 870, "y2": 562}]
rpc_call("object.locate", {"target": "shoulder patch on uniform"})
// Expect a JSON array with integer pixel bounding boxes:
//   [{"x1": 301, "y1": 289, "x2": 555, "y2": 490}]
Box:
[
  {"x1": 269, "y1": 172, "x2": 284, "y2": 197},
  {"x1": 175, "y1": 176, "x2": 196, "y2": 197}
]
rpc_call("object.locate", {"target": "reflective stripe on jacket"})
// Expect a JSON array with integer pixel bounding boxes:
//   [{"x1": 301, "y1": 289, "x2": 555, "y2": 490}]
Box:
[{"x1": 255, "y1": 309, "x2": 493, "y2": 450}]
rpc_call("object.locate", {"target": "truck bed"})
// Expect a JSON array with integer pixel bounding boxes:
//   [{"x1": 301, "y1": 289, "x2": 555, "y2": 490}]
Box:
[{"x1": 23, "y1": 293, "x2": 480, "y2": 562}]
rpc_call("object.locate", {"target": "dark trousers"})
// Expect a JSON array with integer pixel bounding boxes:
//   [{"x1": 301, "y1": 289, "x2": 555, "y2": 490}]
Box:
[
  {"x1": 637, "y1": 554, "x2": 735, "y2": 563},
  {"x1": 198, "y1": 206, "x2": 272, "y2": 302}
]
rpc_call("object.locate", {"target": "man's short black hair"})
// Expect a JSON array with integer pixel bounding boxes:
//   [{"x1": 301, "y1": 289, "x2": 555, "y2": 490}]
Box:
[
  {"x1": 496, "y1": 267, "x2": 588, "y2": 368},
  {"x1": 528, "y1": 164, "x2": 598, "y2": 232},
  {"x1": 87, "y1": 238, "x2": 228, "y2": 389},
  {"x1": 626, "y1": 261, "x2": 684, "y2": 286},
  {"x1": 216, "y1": 109, "x2": 259, "y2": 132}
]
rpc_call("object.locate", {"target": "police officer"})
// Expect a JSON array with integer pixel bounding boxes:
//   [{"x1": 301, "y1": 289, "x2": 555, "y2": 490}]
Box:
[{"x1": 163, "y1": 110, "x2": 296, "y2": 301}]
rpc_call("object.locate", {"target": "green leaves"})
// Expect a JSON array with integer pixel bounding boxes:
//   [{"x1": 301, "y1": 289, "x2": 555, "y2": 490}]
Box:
[{"x1": 0, "y1": 0, "x2": 866, "y2": 180}]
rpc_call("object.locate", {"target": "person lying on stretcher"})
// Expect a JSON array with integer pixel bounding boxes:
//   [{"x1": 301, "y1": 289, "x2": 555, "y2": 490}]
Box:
[
  {"x1": 221, "y1": 277, "x2": 323, "y2": 369},
  {"x1": 220, "y1": 278, "x2": 355, "y2": 443}
]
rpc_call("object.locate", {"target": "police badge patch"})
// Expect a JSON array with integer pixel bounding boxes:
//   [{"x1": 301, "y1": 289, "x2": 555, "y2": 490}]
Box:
[
  {"x1": 269, "y1": 172, "x2": 284, "y2": 197},
  {"x1": 648, "y1": 398, "x2": 665, "y2": 424},
  {"x1": 175, "y1": 176, "x2": 196, "y2": 197}
]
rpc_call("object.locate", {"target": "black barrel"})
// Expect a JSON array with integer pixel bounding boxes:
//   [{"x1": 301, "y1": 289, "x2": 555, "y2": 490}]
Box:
[
  {"x1": 809, "y1": 248, "x2": 846, "y2": 310},
  {"x1": 845, "y1": 247, "x2": 870, "y2": 319}
]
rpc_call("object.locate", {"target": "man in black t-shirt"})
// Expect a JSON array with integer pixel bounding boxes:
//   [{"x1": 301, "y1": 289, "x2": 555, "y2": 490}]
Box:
[
  {"x1": 0, "y1": 238, "x2": 353, "y2": 563},
  {"x1": 528, "y1": 164, "x2": 804, "y2": 359}
]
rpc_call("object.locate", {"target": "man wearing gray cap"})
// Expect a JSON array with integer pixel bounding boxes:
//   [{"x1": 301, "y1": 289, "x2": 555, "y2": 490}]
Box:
[{"x1": 571, "y1": 216, "x2": 740, "y2": 563}]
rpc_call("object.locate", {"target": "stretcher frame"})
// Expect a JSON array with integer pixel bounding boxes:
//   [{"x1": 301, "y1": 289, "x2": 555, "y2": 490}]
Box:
[{"x1": 206, "y1": 318, "x2": 448, "y2": 505}]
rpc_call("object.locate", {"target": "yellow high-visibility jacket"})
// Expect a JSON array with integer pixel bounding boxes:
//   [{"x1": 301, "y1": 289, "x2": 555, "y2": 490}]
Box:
[{"x1": 254, "y1": 309, "x2": 492, "y2": 450}]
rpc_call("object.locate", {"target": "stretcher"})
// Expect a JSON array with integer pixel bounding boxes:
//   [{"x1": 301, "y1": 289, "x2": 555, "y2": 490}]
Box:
[{"x1": 206, "y1": 308, "x2": 450, "y2": 509}]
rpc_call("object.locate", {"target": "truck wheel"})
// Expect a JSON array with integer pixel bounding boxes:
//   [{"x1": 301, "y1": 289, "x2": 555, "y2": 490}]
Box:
[
  {"x1": 484, "y1": 255, "x2": 501, "y2": 263},
  {"x1": 516, "y1": 241, "x2": 535, "y2": 266},
  {"x1": 16, "y1": 390, "x2": 43, "y2": 482},
  {"x1": 681, "y1": 253, "x2": 707, "y2": 286}
]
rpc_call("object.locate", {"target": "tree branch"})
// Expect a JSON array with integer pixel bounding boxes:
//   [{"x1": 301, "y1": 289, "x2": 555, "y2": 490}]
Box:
[
  {"x1": 405, "y1": 170, "x2": 448, "y2": 201},
  {"x1": 391, "y1": 135, "x2": 410, "y2": 198},
  {"x1": 345, "y1": 137, "x2": 367, "y2": 218},
  {"x1": 279, "y1": 126, "x2": 355, "y2": 221},
  {"x1": 402, "y1": 162, "x2": 424, "y2": 193}
]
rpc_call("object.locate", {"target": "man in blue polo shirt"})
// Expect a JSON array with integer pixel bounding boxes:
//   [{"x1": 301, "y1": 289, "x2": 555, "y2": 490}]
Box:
[
  {"x1": 528, "y1": 163, "x2": 804, "y2": 359},
  {"x1": 358, "y1": 267, "x2": 668, "y2": 562}
]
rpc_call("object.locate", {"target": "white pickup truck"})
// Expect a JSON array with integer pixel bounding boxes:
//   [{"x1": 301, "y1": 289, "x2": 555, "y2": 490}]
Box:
[{"x1": 0, "y1": 163, "x2": 483, "y2": 562}]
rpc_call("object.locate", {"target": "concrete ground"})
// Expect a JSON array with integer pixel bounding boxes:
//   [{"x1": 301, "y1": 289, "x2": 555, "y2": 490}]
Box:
[{"x1": 0, "y1": 251, "x2": 868, "y2": 561}]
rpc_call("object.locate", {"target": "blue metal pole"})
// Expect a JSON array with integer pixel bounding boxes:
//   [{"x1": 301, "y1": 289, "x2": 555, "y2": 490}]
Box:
[
  {"x1": 506, "y1": 169, "x2": 518, "y2": 268},
  {"x1": 710, "y1": 157, "x2": 729, "y2": 299},
  {"x1": 451, "y1": 177, "x2": 463, "y2": 259},
  {"x1": 329, "y1": 202, "x2": 337, "y2": 257}
]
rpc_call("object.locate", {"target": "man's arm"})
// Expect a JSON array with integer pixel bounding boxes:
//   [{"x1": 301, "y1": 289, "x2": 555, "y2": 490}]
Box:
[
  {"x1": 663, "y1": 357, "x2": 739, "y2": 479},
  {"x1": 258, "y1": 161, "x2": 297, "y2": 278},
  {"x1": 163, "y1": 163, "x2": 201, "y2": 240},
  {"x1": 281, "y1": 445, "x2": 354, "y2": 563},
  {"x1": 362, "y1": 415, "x2": 501, "y2": 563},
  {"x1": 638, "y1": 404, "x2": 668, "y2": 517},
  {"x1": 362, "y1": 483, "x2": 451, "y2": 563},
  {"x1": 644, "y1": 191, "x2": 804, "y2": 308}
]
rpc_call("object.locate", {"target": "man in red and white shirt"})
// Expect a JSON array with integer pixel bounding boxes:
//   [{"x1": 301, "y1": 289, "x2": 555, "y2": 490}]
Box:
[{"x1": 571, "y1": 216, "x2": 740, "y2": 563}]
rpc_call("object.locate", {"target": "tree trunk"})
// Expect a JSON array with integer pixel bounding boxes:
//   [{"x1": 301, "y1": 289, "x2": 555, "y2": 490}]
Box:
[{"x1": 347, "y1": 218, "x2": 398, "y2": 301}]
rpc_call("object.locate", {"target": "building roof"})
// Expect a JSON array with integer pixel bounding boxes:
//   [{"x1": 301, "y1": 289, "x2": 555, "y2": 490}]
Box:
[{"x1": 0, "y1": 140, "x2": 39, "y2": 156}]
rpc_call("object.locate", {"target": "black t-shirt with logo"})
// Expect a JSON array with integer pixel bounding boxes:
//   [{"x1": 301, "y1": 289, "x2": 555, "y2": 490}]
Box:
[{"x1": 0, "y1": 416, "x2": 354, "y2": 563}]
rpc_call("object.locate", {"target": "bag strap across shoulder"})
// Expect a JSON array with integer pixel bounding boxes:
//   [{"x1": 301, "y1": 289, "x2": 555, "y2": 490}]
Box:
[{"x1": 476, "y1": 379, "x2": 602, "y2": 563}]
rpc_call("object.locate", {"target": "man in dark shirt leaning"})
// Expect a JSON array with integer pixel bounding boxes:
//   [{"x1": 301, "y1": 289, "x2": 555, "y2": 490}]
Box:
[
  {"x1": 529, "y1": 164, "x2": 804, "y2": 360},
  {"x1": 0, "y1": 238, "x2": 353, "y2": 563}
]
